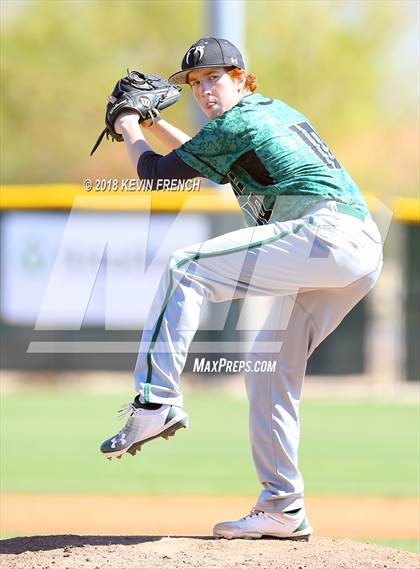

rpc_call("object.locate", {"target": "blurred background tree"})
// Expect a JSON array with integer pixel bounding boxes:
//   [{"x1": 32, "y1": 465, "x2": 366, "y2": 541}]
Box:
[{"x1": 1, "y1": 0, "x2": 418, "y2": 198}]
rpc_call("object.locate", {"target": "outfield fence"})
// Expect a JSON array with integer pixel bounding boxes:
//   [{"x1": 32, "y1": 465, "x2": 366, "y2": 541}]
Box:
[{"x1": 1, "y1": 185, "x2": 418, "y2": 382}]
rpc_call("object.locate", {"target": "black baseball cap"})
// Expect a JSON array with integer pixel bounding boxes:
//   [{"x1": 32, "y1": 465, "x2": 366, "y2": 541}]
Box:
[{"x1": 169, "y1": 37, "x2": 245, "y2": 85}]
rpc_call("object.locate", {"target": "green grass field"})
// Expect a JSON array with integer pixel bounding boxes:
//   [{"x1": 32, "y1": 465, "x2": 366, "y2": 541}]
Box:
[
  {"x1": 1, "y1": 389, "x2": 419, "y2": 552},
  {"x1": 1, "y1": 389, "x2": 418, "y2": 497}
]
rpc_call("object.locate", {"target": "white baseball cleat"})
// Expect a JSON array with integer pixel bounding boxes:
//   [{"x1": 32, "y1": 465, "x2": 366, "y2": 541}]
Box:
[
  {"x1": 213, "y1": 507, "x2": 312, "y2": 540},
  {"x1": 100, "y1": 402, "x2": 188, "y2": 459}
]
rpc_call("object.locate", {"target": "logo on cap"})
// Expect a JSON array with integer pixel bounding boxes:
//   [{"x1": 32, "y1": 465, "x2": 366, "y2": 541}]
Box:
[{"x1": 185, "y1": 45, "x2": 205, "y2": 66}]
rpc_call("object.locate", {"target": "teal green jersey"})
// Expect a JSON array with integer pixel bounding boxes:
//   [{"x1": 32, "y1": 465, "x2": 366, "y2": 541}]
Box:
[{"x1": 175, "y1": 92, "x2": 369, "y2": 226}]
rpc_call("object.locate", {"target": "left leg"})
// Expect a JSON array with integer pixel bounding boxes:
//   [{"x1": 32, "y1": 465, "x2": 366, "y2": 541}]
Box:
[
  {"x1": 132, "y1": 215, "x2": 344, "y2": 406},
  {"x1": 101, "y1": 203, "x2": 382, "y2": 464},
  {"x1": 101, "y1": 218, "x2": 317, "y2": 459}
]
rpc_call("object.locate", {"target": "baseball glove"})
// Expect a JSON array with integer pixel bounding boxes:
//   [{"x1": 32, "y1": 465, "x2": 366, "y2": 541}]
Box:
[{"x1": 90, "y1": 70, "x2": 181, "y2": 155}]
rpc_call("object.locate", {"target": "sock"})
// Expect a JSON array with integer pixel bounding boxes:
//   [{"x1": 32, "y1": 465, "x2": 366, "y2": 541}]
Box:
[{"x1": 133, "y1": 394, "x2": 162, "y2": 410}]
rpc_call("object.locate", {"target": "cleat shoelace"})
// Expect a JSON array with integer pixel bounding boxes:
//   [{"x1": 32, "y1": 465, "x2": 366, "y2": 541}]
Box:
[
  {"x1": 116, "y1": 402, "x2": 136, "y2": 421},
  {"x1": 241, "y1": 508, "x2": 263, "y2": 521},
  {"x1": 106, "y1": 402, "x2": 138, "y2": 446}
]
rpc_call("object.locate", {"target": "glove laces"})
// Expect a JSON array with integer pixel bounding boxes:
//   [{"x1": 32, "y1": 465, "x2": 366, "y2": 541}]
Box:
[{"x1": 90, "y1": 128, "x2": 108, "y2": 156}]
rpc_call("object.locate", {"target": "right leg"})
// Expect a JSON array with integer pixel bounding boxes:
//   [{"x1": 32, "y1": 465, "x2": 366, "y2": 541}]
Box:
[
  {"x1": 246, "y1": 270, "x2": 381, "y2": 515},
  {"x1": 213, "y1": 269, "x2": 381, "y2": 538}
]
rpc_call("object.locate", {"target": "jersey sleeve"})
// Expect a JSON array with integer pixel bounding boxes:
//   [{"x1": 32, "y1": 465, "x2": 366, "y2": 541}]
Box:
[
  {"x1": 137, "y1": 150, "x2": 201, "y2": 186},
  {"x1": 175, "y1": 112, "x2": 252, "y2": 184}
]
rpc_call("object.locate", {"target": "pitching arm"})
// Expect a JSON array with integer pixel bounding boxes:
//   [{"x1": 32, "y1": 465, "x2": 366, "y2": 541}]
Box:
[
  {"x1": 142, "y1": 117, "x2": 191, "y2": 151},
  {"x1": 115, "y1": 111, "x2": 201, "y2": 185},
  {"x1": 114, "y1": 112, "x2": 152, "y2": 170}
]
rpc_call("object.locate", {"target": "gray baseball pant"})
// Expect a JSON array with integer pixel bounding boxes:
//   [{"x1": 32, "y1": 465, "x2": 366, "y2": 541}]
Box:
[{"x1": 133, "y1": 199, "x2": 383, "y2": 512}]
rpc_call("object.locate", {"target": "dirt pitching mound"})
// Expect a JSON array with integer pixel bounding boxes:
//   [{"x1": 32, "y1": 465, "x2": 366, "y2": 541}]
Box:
[{"x1": 1, "y1": 535, "x2": 419, "y2": 569}]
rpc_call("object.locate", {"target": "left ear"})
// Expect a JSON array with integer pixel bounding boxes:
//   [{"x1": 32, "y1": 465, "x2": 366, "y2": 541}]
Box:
[{"x1": 233, "y1": 70, "x2": 246, "y2": 92}]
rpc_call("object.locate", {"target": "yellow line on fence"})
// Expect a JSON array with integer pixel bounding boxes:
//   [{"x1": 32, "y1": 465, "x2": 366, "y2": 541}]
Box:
[
  {"x1": 0, "y1": 184, "x2": 419, "y2": 222},
  {"x1": 392, "y1": 197, "x2": 420, "y2": 223},
  {"x1": 0, "y1": 184, "x2": 240, "y2": 212}
]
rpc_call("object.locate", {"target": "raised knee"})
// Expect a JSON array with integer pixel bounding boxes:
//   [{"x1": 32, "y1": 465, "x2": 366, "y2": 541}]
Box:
[{"x1": 169, "y1": 248, "x2": 188, "y2": 266}]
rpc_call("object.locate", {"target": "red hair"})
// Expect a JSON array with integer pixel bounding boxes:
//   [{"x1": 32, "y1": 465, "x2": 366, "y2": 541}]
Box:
[{"x1": 227, "y1": 67, "x2": 258, "y2": 93}]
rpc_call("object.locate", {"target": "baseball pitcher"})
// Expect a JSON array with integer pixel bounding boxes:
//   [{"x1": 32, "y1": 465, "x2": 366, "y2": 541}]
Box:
[{"x1": 93, "y1": 38, "x2": 383, "y2": 540}]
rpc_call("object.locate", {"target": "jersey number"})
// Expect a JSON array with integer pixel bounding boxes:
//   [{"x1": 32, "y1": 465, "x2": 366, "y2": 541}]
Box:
[
  {"x1": 227, "y1": 172, "x2": 273, "y2": 225},
  {"x1": 289, "y1": 121, "x2": 342, "y2": 170}
]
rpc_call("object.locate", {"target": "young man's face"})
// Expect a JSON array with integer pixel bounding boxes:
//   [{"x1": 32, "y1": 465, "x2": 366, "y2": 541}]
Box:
[{"x1": 188, "y1": 67, "x2": 245, "y2": 119}]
